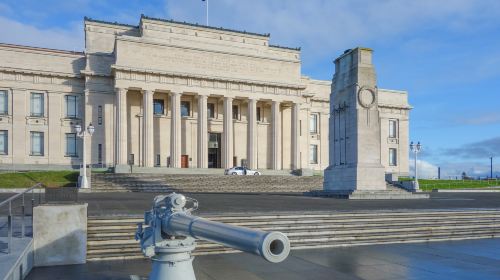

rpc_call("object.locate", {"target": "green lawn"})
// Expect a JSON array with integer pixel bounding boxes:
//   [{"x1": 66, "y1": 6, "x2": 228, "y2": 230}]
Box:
[
  {"x1": 0, "y1": 171, "x2": 79, "y2": 188},
  {"x1": 399, "y1": 178, "x2": 500, "y2": 191}
]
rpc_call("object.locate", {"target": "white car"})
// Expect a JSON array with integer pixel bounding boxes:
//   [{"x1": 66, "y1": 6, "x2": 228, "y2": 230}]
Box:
[{"x1": 224, "y1": 166, "x2": 261, "y2": 175}]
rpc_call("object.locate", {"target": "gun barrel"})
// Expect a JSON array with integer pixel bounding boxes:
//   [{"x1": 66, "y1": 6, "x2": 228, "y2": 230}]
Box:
[{"x1": 163, "y1": 212, "x2": 290, "y2": 263}]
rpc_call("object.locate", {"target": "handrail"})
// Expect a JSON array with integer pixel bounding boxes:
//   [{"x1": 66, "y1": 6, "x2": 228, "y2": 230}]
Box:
[
  {"x1": 0, "y1": 183, "x2": 43, "y2": 208},
  {"x1": 0, "y1": 182, "x2": 44, "y2": 255}
]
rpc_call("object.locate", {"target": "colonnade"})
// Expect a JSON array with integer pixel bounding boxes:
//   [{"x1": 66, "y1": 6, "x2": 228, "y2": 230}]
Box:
[{"x1": 115, "y1": 88, "x2": 301, "y2": 170}]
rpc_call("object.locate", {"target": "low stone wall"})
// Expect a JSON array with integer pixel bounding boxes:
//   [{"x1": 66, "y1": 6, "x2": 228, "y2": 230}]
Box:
[{"x1": 33, "y1": 204, "x2": 88, "y2": 267}]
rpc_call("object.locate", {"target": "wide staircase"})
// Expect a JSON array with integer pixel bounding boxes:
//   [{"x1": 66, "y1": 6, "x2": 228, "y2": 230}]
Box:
[
  {"x1": 90, "y1": 173, "x2": 324, "y2": 193},
  {"x1": 87, "y1": 209, "x2": 500, "y2": 261}
]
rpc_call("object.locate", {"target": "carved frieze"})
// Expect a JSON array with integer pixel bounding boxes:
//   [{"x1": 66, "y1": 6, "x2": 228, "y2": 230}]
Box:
[
  {"x1": 113, "y1": 67, "x2": 305, "y2": 98},
  {"x1": 61, "y1": 118, "x2": 82, "y2": 127},
  {"x1": 0, "y1": 115, "x2": 12, "y2": 124},
  {"x1": 26, "y1": 117, "x2": 48, "y2": 126}
]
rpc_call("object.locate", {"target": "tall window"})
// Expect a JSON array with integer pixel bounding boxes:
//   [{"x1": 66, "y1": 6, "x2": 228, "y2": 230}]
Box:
[
  {"x1": 310, "y1": 114, "x2": 318, "y2": 134},
  {"x1": 0, "y1": 130, "x2": 7, "y2": 155},
  {"x1": 256, "y1": 107, "x2": 262, "y2": 122},
  {"x1": 181, "y1": 101, "x2": 190, "y2": 117},
  {"x1": 389, "y1": 119, "x2": 397, "y2": 138},
  {"x1": 98, "y1": 106, "x2": 103, "y2": 125},
  {"x1": 232, "y1": 105, "x2": 239, "y2": 120},
  {"x1": 30, "y1": 132, "x2": 44, "y2": 156},
  {"x1": 65, "y1": 95, "x2": 78, "y2": 118},
  {"x1": 0, "y1": 90, "x2": 7, "y2": 115},
  {"x1": 153, "y1": 99, "x2": 164, "y2": 115},
  {"x1": 30, "y1": 93, "x2": 44, "y2": 117},
  {"x1": 389, "y1": 148, "x2": 397, "y2": 166},
  {"x1": 207, "y1": 103, "x2": 215, "y2": 119},
  {"x1": 98, "y1": 144, "x2": 103, "y2": 165},
  {"x1": 309, "y1": 144, "x2": 318, "y2": 164},
  {"x1": 65, "y1": 133, "x2": 77, "y2": 157}
]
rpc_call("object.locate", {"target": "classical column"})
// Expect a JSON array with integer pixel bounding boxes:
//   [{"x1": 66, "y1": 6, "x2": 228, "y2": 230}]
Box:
[
  {"x1": 170, "y1": 92, "x2": 181, "y2": 168},
  {"x1": 115, "y1": 88, "x2": 128, "y2": 165},
  {"x1": 271, "y1": 100, "x2": 281, "y2": 170},
  {"x1": 291, "y1": 102, "x2": 300, "y2": 170},
  {"x1": 142, "y1": 90, "x2": 154, "y2": 167},
  {"x1": 197, "y1": 94, "x2": 208, "y2": 168},
  {"x1": 247, "y1": 98, "x2": 257, "y2": 169},
  {"x1": 222, "y1": 97, "x2": 233, "y2": 168}
]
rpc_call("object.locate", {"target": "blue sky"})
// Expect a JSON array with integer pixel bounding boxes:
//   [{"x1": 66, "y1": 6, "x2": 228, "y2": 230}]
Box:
[{"x1": 1, "y1": 0, "x2": 499, "y2": 178}]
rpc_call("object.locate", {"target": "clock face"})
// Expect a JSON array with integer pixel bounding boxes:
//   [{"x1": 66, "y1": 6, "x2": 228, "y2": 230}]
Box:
[{"x1": 357, "y1": 87, "x2": 376, "y2": 108}]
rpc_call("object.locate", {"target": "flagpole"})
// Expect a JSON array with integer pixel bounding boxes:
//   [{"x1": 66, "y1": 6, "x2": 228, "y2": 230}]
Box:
[{"x1": 206, "y1": 0, "x2": 209, "y2": 26}]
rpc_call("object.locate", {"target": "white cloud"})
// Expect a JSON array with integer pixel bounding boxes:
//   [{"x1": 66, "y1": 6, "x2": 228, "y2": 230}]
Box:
[
  {"x1": 456, "y1": 112, "x2": 500, "y2": 125},
  {"x1": 165, "y1": 0, "x2": 500, "y2": 63},
  {"x1": 0, "y1": 16, "x2": 83, "y2": 51},
  {"x1": 409, "y1": 159, "x2": 439, "y2": 179}
]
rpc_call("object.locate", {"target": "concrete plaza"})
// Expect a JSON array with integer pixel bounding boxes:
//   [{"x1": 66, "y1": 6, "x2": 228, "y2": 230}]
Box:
[{"x1": 25, "y1": 238, "x2": 500, "y2": 280}]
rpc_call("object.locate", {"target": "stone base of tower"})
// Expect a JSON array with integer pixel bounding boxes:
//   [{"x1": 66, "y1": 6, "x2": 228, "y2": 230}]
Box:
[{"x1": 323, "y1": 163, "x2": 387, "y2": 192}]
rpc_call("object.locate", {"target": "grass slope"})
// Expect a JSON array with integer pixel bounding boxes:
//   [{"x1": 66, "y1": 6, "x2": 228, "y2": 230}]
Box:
[{"x1": 0, "y1": 171, "x2": 78, "y2": 188}]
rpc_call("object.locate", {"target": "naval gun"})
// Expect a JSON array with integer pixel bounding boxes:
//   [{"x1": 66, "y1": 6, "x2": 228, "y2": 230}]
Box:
[{"x1": 135, "y1": 193, "x2": 290, "y2": 280}]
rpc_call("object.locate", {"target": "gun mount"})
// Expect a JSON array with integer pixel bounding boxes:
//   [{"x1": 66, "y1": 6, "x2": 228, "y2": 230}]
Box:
[{"x1": 136, "y1": 193, "x2": 290, "y2": 280}]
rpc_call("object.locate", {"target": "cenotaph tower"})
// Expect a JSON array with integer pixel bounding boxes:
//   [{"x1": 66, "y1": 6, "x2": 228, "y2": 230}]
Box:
[{"x1": 323, "y1": 47, "x2": 386, "y2": 192}]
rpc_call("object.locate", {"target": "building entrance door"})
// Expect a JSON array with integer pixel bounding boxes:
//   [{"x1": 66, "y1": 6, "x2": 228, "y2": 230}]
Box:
[
  {"x1": 208, "y1": 133, "x2": 221, "y2": 168},
  {"x1": 181, "y1": 155, "x2": 189, "y2": 168}
]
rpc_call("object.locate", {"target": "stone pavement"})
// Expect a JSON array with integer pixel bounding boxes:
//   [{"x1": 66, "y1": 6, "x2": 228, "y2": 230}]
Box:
[
  {"x1": 26, "y1": 238, "x2": 500, "y2": 280},
  {"x1": 2, "y1": 191, "x2": 500, "y2": 216},
  {"x1": 61, "y1": 192, "x2": 500, "y2": 215}
]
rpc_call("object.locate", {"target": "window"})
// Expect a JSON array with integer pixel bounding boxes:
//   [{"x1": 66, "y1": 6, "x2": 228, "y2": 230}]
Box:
[
  {"x1": 232, "y1": 105, "x2": 239, "y2": 120},
  {"x1": 256, "y1": 107, "x2": 262, "y2": 122},
  {"x1": 65, "y1": 95, "x2": 78, "y2": 118},
  {"x1": 389, "y1": 119, "x2": 397, "y2": 138},
  {"x1": 0, "y1": 130, "x2": 7, "y2": 155},
  {"x1": 309, "y1": 144, "x2": 318, "y2": 164},
  {"x1": 156, "y1": 154, "x2": 161, "y2": 166},
  {"x1": 98, "y1": 144, "x2": 103, "y2": 165},
  {"x1": 207, "y1": 103, "x2": 215, "y2": 119},
  {"x1": 389, "y1": 148, "x2": 397, "y2": 166},
  {"x1": 310, "y1": 114, "x2": 318, "y2": 134},
  {"x1": 30, "y1": 132, "x2": 44, "y2": 156},
  {"x1": 153, "y1": 99, "x2": 165, "y2": 115},
  {"x1": 98, "y1": 106, "x2": 103, "y2": 125},
  {"x1": 65, "y1": 133, "x2": 77, "y2": 157},
  {"x1": 0, "y1": 90, "x2": 7, "y2": 115},
  {"x1": 30, "y1": 93, "x2": 44, "y2": 117},
  {"x1": 181, "y1": 101, "x2": 190, "y2": 117}
]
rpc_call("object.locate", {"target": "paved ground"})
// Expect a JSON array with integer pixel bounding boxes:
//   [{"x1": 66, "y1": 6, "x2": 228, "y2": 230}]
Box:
[
  {"x1": 26, "y1": 238, "x2": 500, "y2": 280},
  {"x1": 54, "y1": 192, "x2": 500, "y2": 215},
  {"x1": 2, "y1": 191, "x2": 500, "y2": 216}
]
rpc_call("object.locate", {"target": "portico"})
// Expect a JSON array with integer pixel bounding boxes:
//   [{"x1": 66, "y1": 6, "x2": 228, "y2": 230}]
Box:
[{"x1": 113, "y1": 86, "x2": 301, "y2": 170}]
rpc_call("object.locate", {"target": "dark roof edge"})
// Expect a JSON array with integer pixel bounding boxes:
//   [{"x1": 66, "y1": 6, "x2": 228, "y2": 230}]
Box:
[
  {"x1": 84, "y1": 16, "x2": 138, "y2": 28},
  {"x1": 0, "y1": 42, "x2": 84, "y2": 56},
  {"x1": 269, "y1": 44, "x2": 301, "y2": 51},
  {"x1": 140, "y1": 14, "x2": 270, "y2": 38}
]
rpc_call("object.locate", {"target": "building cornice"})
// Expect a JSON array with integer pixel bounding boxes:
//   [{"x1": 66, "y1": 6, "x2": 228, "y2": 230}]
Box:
[
  {"x1": 115, "y1": 35, "x2": 300, "y2": 63},
  {"x1": 112, "y1": 64, "x2": 306, "y2": 90},
  {"x1": 378, "y1": 104, "x2": 412, "y2": 110},
  {"x1": 0, "y1": 66, "x2": 82, "y2": 79},
  {"x1": 140, "y1": 14, "x2": 270, "y2": 39},
  {"x1": 0, "y1": 43, "x2": 84, "y2": 57}
]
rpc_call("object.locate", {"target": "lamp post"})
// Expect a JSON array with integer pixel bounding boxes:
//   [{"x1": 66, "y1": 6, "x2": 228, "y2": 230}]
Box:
[
  {"x1": 410, "y1": 141, "x2": 422, "y2": 191},
  {"x1": 75, "y1": 123, "x2": 95, "y2": 189},
  {"x1": 490, "y1": 157, "x2": 493, "y2": 179}
]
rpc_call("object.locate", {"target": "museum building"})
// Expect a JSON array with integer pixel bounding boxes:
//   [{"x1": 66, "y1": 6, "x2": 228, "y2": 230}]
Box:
[{"x1": 0, "y1": 15, "x2": 410, "y2": 176}]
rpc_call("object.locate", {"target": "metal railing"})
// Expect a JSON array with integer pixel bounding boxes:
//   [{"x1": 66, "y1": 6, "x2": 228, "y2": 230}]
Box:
[{"x1": 0, "y1": 183, "x2": 43, "y2": 254}]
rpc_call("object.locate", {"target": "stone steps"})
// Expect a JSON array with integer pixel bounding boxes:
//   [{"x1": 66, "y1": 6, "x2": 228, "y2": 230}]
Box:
[
  {"x1": 90, "y1": 173, "x2": 324, "y2": 193},
  {"x1": 86, "y1": 209, "x2": 500, "y2": 261}
]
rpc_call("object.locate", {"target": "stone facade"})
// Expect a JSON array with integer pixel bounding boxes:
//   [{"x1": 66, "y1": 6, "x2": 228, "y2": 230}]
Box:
[{"x1": 0, "y1": 15, "x2": 409, "y2": 176}]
